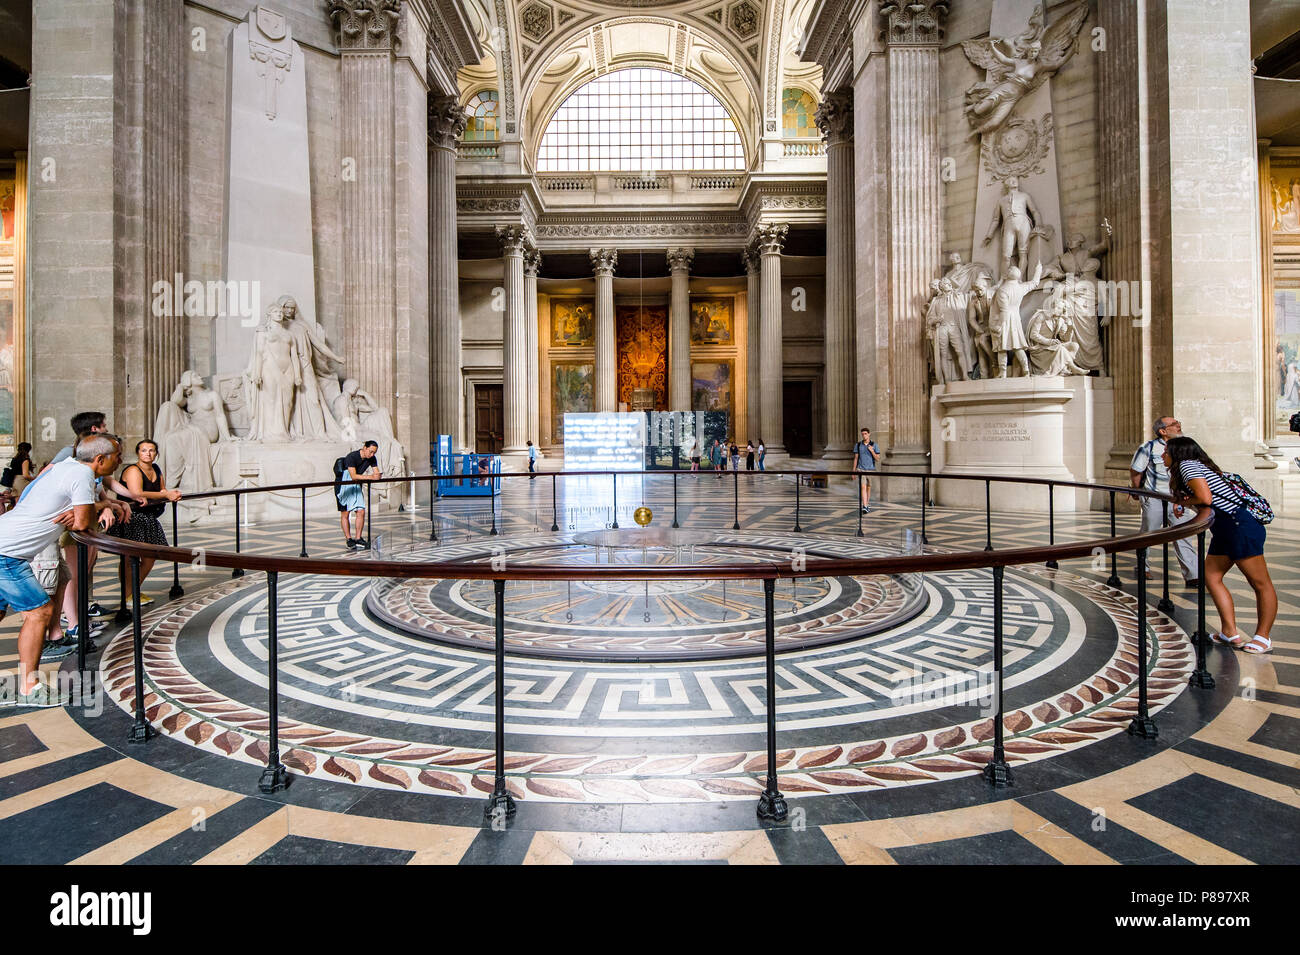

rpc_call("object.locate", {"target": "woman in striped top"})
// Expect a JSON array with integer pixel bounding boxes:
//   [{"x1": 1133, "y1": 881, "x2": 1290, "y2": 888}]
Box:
[{"x1": 1165, "y1": 436, "x2": 1275, "y2": 654}]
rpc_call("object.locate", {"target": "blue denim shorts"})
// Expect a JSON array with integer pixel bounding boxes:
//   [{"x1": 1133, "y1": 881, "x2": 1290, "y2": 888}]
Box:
[{"x1": 0, "y1": 554, "x2": 54, "y2": 614}]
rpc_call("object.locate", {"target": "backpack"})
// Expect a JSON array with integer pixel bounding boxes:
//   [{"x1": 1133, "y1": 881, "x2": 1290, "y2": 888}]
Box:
[
  {"x1": 1222, "y1": 472, "x2": 1273, "y2": 524},
  {"x1": 332, "y1": 456, "x2": 348, "y2": 512}
]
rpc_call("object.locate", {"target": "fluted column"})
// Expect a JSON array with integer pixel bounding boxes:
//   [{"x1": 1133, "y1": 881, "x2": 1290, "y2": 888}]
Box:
[
  {"x1": 757, "y1": 224, "x2": 788, "y2": 458},
  {"x1": 743, "y1": 250, "x2": 761, "y2": 442},
  {"x1": 12, "y1": 151, "x2": 27, "y2": 442},
  {"x1": 428, "y1": 95, "x2": 466, "y2": 446},
  {"x1": 591, "y1": 249, "x2": 618, "y2": 412},
  {"x1": 881, "y1": 1, "x2": 946, "y2": 469},
  {"x1": 817, "y1": 90, "x2": 855, "y2": 460},
  {"x1": 332, "y1": 0, "x2": 400, "y2": 411},
  {"x1": 524, "y1": 249, "x2": 541, "y2": 444},
  {"x1": 498, "y1": 226, "x2": 531, "y2": 456},
  {"x1": 667, "y1": 248, "x2": 694, "y2": 410}
]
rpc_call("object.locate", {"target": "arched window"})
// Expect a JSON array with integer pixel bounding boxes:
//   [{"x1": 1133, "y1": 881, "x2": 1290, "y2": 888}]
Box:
[
  {"x1": 537, "y1": 68, "x2": 745, "y2": 172},
  {"x1": 464, "y1": 90, "x2": 499, "y2": 142},
  {"x1": 782, "y1": 88, "x2": 818, "y2": 139}
]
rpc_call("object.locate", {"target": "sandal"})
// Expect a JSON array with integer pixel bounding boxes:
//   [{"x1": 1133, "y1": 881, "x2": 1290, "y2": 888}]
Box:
[
  {"x1": 1209, "y1": 631, "x2": 1246, "y2": 647},
  {"x1": 1241, "y1": 636, "x2": 1272, "y2": 655}
]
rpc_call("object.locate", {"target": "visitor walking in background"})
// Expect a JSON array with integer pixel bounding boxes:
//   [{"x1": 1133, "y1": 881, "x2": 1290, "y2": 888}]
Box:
[
  {"x1": 729, "y1": 440, "x2": 740, "y2": 472},
  {"x1": 527, "y1": 440, "x2": 537, "y2": 479},
  {"x1": 757, "y1": 438, "x2": 766, "y2": 472},
  {"x1": 745, "y1": 441, "x2": 755, "y2": 470},
  {"x1": 1129, "y1": 416, "x2": 1198, "y2": 586},
  {"x1": 711, "y1": 438, "x2": 724, "y2": 480},
  {"x1": 687, "y1": 434, "x2": 700, "y2": 472},
  {"x1": 854, "y1": 427, "x2": 881, "y2": 512},
  {"x1": 1166, "y1": 435, "x2": 1276, "y2": 654}
]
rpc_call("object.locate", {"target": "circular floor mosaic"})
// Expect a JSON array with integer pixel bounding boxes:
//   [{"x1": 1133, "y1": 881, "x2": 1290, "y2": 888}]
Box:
[
  {"x1": 97, "y1": 547, "x2": 1196, "y2": 806},
  {"x1": 366, "y1": 533, "x2": 927, "y2": 660}
]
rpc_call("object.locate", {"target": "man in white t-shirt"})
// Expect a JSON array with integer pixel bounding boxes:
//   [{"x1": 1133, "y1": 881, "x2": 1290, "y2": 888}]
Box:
[
  {"x1": 1129, "y1": 415, "x2": 1198, "y2": 585},
  {"x1": 0, "y1": 434, "x2": 123, "y2": 705}
]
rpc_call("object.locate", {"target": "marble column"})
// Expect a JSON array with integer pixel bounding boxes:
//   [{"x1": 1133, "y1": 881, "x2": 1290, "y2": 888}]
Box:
[
  {"x1": 11, "y1": 151, "x2": 27, "y2": 442},
  {"x1": 428, "y1": 95, "x2": 467, "y2": 447},
  {"x1": 817, "y1": 90, "x2": 855, "y2": 461},
  {"x1": 332, "y1": 0, "x2": 399, "y2": 410},
  {"x1": 524, "y1": 249, "x2": 541, "y2": 444},
  {"x1": 743, "y1": 250, "x2": 761, "y2": 442},
  {"x1": 498, "y1": 226, "x2": 531, "y2": 457},
  {"x1": 591, "y1": 249, "x2": 618, "y2": 412},
  {"x1": 881, "y1": 0, "x2": 946, "y2": 471},
  {"x1": 757, "y1": 224, "x2": 788, "y2": 458},
  {"x1": 667, "y1": 248, "x2": 694, "y2": 411}
]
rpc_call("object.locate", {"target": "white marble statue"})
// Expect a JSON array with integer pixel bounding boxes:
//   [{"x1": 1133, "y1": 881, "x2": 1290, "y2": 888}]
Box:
[
  {"x1": 961, "y1": 1, "x2": 1090, "y2": 137},
  {"x1": 279, "y1": 295, "x2": 345, "y2": 439},
  {"x1": 331, "y1": 378, "x2": 405, "y2": 478},
  {"x1": 1027, "y1": 301, "x2": 1089, "y2": 377},
  {"x1": 967, "y1": 272, "x2": 996, "y2": 380},
  {"x1": 243, "y1": 295, "x2": 346, "y2": 441},
  {"x1": 154, "y1": 370, "x2": 232, "y2": 498},
  {"x1": 1043, "y1": 220, "x2": 1112, "y2": 372},
  {"x1": 925, "y1": 278, "x2": 974, "y2": 386},
  {"x1": 990, "y1": 262, "x2": 1042, "y2": 378},
  {"x1": 982, "y1": 176, "x2": 1053, "y2": 278}
]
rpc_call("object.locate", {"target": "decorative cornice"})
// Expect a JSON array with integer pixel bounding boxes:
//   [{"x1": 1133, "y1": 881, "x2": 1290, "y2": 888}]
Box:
[
  {"x1": 815, "y1": 89, "x2": 853, "y2": 145},
  {"x1": 666, "y1": 248, "x2": 695, "y2": 272},
  {"x1": 879, "y1": 0, "x2": 949, "y2": 46},
  {"x1": 536, "y1": 221, "x2": 749, "y2": 240},
  {"x1": 326, "y1": 0, "x2": 402, "y2": 51},
  {"x1": 459, "y1": 197, "x2": 522, "y2": 213},
  {"x1": 428, "y1": 94, "x2": 467, "y2": 148},
  {"x1": 426, "y1": 0, "x2": 484, "y2": 95},
  {"x1": 759, "y1": 195, "x2": 825, "y2": 210},
  {"x1": 496, "y1": 224, "x2": 534, "y2": 255},
  {"x1": 755, "y1": 222, "x2": 788, "y2": 255},
  {"x1": 589, "y1": 248, "x2": 619, "y2": 275}
]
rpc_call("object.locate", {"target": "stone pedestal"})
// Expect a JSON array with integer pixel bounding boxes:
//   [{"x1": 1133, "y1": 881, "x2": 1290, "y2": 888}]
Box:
[{"x1": 930, "y1": 376, "x2": 1113, "y2": 512}]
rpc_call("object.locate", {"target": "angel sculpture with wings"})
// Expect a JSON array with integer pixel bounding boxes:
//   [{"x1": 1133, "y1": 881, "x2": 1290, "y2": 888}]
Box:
[{"x1": 961, "y1": 1, "x2": 1089, "y2": 137}]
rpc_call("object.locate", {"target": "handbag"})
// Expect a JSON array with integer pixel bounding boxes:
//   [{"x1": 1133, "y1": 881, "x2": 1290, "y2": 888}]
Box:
[
  {"x1": 0, "y1": 466, "x2": 13, "y2": 489},
  {"x1": 1222, "y1": 472, "x2": 1274, "y2": 525}
]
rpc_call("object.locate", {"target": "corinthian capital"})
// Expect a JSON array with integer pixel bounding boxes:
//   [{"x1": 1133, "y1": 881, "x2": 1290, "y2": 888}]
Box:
[
  {"x1": 815, "y1": 90, "x2": 853, "y2": 146},
  {"x1": 326, "y1": 0, "x2": 402, "y2": 52},
  {"x1": 879, "y1": 0, "x2": 949, "y2": 45},
  {"x1": 429, "y1": 94, "x2": 467, "y2": 149},
  {"x1": 589, "y1": 248, "x2": 618, "y2": 276},
  {"x1": 666, "y1": 248, "x2": 695, "y2": 273},
  {"x1": 497, "y1": 225, "x2": 533, "y2": 256},
  {"x1": 523, "y1": 249, "x2": 542, "y2": 276},
  {"x1": 755, "y1": 224, "x2": 788, "y2": 257},
  {"x1": 742, "y1": 249, "x2": 761, "y2": 274}
]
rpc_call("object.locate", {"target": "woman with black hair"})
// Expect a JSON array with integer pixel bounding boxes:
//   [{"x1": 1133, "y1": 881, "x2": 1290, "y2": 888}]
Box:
[
  {"x1": 1164, "y1": 436, "x2": 1276, "y2": 654},
  {"x1": 109, "y1": 439, "x2": 182, "y2": 590},
  {"x1": 1, "y1": 442, "x2": 33, "y2": 492}
]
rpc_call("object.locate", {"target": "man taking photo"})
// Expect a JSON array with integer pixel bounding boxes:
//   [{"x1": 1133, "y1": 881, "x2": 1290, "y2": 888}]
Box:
[{"x1": 854, "y1": 427, "x2": 881, "y2": 513}]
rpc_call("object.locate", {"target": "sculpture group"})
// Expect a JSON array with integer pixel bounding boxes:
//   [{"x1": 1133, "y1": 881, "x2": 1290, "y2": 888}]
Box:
[{"x1": 153, "y1": 294, "x2": 405, "y2": 503}]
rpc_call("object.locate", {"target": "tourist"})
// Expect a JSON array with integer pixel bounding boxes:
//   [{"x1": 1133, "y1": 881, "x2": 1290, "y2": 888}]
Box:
[
  {"x1": 711, "y1": 438, "x2": 724, "y2": 479},
  {"x1": 108, "y1": 440, "x2": 182, "y2": 599},
  {"x1": 687, "y1": 434, "x2": 700, "y2": 472},
  {"x1": 337, "y1": 441, "x2": 380, "y2": 549},
  {"x1": 1129, "y1": 416, "x2": 1198, "y2": 586},
  {"x1": 0, "y1": 433, "x2": 123, "y2": 705},
  {"x1": 854, "y1": 427, "x2": 881, "y2": 512},
  {"x1": 527, "y1": 439, "x2": 537, "y2": 480},
  {"x1": 729, "y1": 440, "x2": 740, "y2": 472},
  {"x1": 1165, "y1": 436, "x2": 1276, "y2": 654},
  {"x1": 757, "y1": 438, "x2": 766, "y2": 472},
  {"x1": 746, "y1": 440, "x2": 755, "y2": 470},
  {"x1": 1, "y1": 442, "x2": 34, "y2": 497}
]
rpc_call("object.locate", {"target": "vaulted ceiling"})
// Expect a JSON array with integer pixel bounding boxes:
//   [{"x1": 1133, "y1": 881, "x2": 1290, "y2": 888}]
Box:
[{"x1": 456, "y1": 0, "x2": 823, "y2": 169}]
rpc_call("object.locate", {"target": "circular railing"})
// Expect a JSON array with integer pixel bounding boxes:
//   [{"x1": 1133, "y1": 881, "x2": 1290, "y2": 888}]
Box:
[{"x1": 67, "y1": 468, "x2": 1217, "y2": 823}]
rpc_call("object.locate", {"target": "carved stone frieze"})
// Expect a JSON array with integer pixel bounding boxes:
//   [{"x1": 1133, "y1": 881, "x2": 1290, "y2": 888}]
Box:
[
  {"x1": 536, "y1": 222, "x2": 749, "y2": 238},
  {"x1": 460, "y1": 197, "x2": 523, "y2": 213},
  {"x1": 980, "y1": 114, "x2": 1055, "y2": 184},
  {"x1": 727, "y1": 0, "x2": 760, "y2": 40},
  {"x1": 760, "y1": 195, "x2": 826, "y2": 210},
  {"x1": 520, "y1": 1, "x2": 554, "y2": 42}
]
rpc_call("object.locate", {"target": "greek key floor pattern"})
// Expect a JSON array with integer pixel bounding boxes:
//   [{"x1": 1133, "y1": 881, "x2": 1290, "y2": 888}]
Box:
[{"x1": 2, "y1": 473, "x2": 1297, "y2": 864}]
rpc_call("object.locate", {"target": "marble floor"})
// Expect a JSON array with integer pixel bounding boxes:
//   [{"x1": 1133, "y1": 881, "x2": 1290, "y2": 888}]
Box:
[{"x1": 1, "y1": 472, "x2": 1297, "y2": 865}]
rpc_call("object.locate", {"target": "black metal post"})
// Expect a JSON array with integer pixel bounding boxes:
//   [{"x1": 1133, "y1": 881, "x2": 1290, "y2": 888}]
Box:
[
  {"x1": 299, "y1": 486, "x2": 309, "y2": 558},
  {"x1": 489, "y1": 476, "x2": 498, "y2": 536},
  {"x1": 259, "y1": 571, "x2": 289, "y2": 792},
  {"x1": 756, "y1": 577, "x2": 788, "y2": 821},
  {"x1": 485, "y1": 578, "x2": 516, "y2": 821},
  {"x1": 114, "y1": 555, "x2": 131, "y2": 625},
  {"x1": 430, "y1": 477, "x2": 438, "y2": 542},
  {"x1": 1046, "y1": 482, "x2": 1058, "y2": 569},
  {"x1": 856, "y1": 474, "x2": 864, "y2": 537},
  {"x1": 793, "y1": 472, "x2": 802, "y2": 533},
  {"x1": 1189, "y1": 530, "x2": 1215, "y2": 689},
  {"x1": 732, "y1": 468, "x2": 740, "y2": 530},
  {"x1": 366, "y1": 480, "x2": 373, "y2": 544},
  {"x1": 671, "y1": 471, "x2": 679, "y2": 528},
  {"x1": 127, "y1": 556, "x2": 154, "y2": 744},
  {"x1": 1127, "y1": 547, "x2": 1159, "y2": 738},
  {"x1": 550, "y1": 473, "x2": 559, "y2": 532},
  {"x1": 76, "y1": 542, "x2": 90, "y2": 676},
  {"x1": 1157, "y1": 500, "x2": 1174, "y2": 613},
  {"x1": 920, "y1": 475, "x2": 928, "y2": 545},
  {"x1": 982, "y1": 564, "x2": 1012, "y2": 786},
  {"x1": 169, "y1": 504, "x2": 183, "y2": 599},
  {"x1": 232, "y1": 492, "x2": 244, "y2": 579},
  {"x1": 983, "y1": 480, "x2": 993, "y2": 552},
  {"x1": 1106, "y1": 490, "x2": 1121, "y2": 587},
  {"x1": 610, "y1": 473, "x2": 619, "y2": 529}
]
